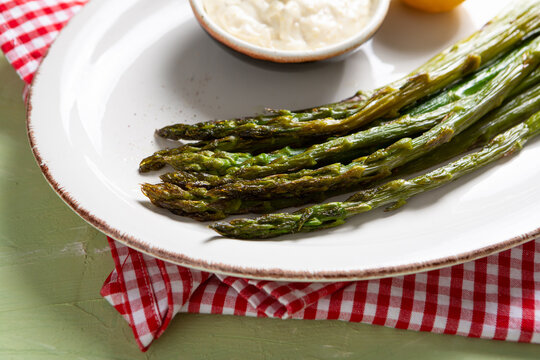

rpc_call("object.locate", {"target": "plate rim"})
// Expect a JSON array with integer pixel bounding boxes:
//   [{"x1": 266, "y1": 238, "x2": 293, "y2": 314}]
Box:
[{"x1": 25, "y1": 0, "x2": 540, "y2": 282}]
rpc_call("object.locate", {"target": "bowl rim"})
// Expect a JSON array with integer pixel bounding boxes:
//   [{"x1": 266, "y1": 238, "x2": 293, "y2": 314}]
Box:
[{"x1": 188, "y1": 0, "x2": 391, "y2": 63}]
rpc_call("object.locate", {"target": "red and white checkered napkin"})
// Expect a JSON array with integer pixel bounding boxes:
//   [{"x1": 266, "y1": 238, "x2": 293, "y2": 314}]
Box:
[{"x1": 2, "y1": 0, "x2": 540, "y2": 352}]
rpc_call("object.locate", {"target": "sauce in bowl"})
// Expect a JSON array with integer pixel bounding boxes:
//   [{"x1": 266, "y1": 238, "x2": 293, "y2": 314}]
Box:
[{"x1": 201, "y1": 0, "x2": 373, "y2": 51}]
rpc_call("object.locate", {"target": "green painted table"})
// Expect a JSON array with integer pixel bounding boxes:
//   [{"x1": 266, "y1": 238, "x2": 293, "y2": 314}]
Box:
[{"x1": 0, "y1": 55, "x2": 538, "y2": 360}]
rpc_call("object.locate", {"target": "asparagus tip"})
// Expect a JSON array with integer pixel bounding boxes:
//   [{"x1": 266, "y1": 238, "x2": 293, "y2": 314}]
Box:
[{"x1": 139, "y1": 158, "x2": 166, "y2": 173}]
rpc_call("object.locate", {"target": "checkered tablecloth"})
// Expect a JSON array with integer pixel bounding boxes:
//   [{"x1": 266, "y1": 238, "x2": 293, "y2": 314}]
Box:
[{"x1": 2, "y1": 0, "x2": 539, "y2": 352}]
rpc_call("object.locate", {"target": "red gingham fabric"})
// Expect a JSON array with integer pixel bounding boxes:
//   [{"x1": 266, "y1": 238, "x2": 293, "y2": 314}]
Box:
[{"x1": 2, "y1": 0, "x2": 539, "y2": 352}]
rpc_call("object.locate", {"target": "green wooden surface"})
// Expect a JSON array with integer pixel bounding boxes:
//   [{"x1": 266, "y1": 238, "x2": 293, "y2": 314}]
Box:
[{"x1": 0, "y1": 56, "x2": 539, "y2": 359}]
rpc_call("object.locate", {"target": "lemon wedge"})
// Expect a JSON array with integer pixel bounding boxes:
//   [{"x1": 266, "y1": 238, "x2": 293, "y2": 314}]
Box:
[{"x1": 401, "y1": 0, "x2": 466, "y2": 13}]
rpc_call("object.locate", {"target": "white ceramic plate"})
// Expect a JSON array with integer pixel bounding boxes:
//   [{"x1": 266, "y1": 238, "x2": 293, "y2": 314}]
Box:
[{"x1": 28, "y1": 0, "x2": 540, "y2": 281}]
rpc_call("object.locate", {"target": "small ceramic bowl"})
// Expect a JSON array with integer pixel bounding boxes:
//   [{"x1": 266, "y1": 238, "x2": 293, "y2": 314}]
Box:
[{"x1": 188, "y1": 0, "x2": 391, "y2": 63}]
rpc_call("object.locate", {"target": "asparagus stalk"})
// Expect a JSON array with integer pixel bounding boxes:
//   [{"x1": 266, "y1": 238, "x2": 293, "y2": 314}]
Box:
[
  {"x1": 157, "y1": 1, "x2": 540, "y2": 142},
  {"x1": 179, "y1": 39, "x2": 540, "y2": 201},
  {"x1": 142, "y1": 43, "x2": 540, "y2": 220},
  {"x1": 146, "y1": 52, "x2": 527, "y2": 176},
  {"x1": 139, "y1": 131, "x2": 345, "y2": 172},
  {"x1": 143, "y1": 52, "x2": 540, "y2": 221},
  {"x1": 159, "y1": 76, "x2": 540, "y2": 189},
  {"x1": 175, "y1": 58, "x2": 540, "y2": 180},
  {"x1": 140, "y1": 144, "x2": 305, "y2": 173},
  {"x1": 236, "y1": 67, "x2": 540, "y2": 180},
  {"x1": 157, "y1": 92, "x2": 369, "y2": 141},
  {"x1": 142, "y1": 83, "x2": 540, "y2": 221},
  {"x1": 397, "y1": 80, "x2": 540, "y2": 175},
  {"x1": 195, "y1": 134, "x2": 326, "y2": 153},
  {"x1": 141, "y1": 182, "x2": 329, "y2": 221},
  {"x1": 142, "y1": 92, "x2": 371, "y2": 171},
  {"x1": 141, "y1": 87, "x2": 458, "y2": 176},
  {"x1": 210, "y1": 110, "x2": 540, "y2": 239},
  {"x1": 143, "y1": 64, "x2": 540, "y2": 172}
]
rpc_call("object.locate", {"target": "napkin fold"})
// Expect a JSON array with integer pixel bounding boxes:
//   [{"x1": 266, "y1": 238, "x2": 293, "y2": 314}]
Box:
[
  {"x1": 103, "y1": 239, "x2": 540, "y2": 350},
  {"x1": 2, "y1": 0, "x2": 539, "y2": 352}
]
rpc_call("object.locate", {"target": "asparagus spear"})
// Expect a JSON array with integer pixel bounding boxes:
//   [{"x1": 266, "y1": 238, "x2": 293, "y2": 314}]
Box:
[
  {"x1": 142, "y1": 92, "x2": 370, "y2": 171},
  {"x1": 210, "y1": 109, "x2": 540, "y2": 239},
  {"x1": 237, "y1": 66, "x2": 540, "y2": 179},
  {"x1": 142, "y1": 108, "x2": 401, "y2": 173},
  {"x1": 175, "y1": 39, "x2": 540, "y2": 202},
  {"x1": 143, "y1": 63, "x2": 540, "y2": 172},
  {"x1": 157, "y1": 92, "x2": 369, "y2": 141},
  {"x1": 142, "y1": 82, "x2": 540, "y2": 221},
  {"x1": 154, "y1": 53, "x2": 535, "y2": 178},
  {"x1": 397, "y1": 80, "x2": 540, "y2": 175},
  {"x1": 141, "y1": 182, "x2": 329, "y2": 221},
  {"x1": 155, "y1": 103, "x2": 450, "y2": 182},
  {"x1": 140, "y1": 144, "x2": 306, "y2": 173},
  {"x1": 194, "y1": 134, "x2": 326, "y2": 153},
  {"x1": 145, "y1": 52, "x2": 521, "y2": 175},
  {"x1": 144, "y1": 54, "x2": 540, "y2": 221},
  {"x1": 157, "y1": 1, "x2": 540, "y2": 142},
  {"x1": 159, "y1": 75, "x2": 540, "y2": 189}
]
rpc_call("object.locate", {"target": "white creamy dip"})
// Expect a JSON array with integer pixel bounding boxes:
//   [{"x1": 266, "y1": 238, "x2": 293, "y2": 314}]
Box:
[{"x1": 201, "y1": 0, "x2": 372, "y2": 51}]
